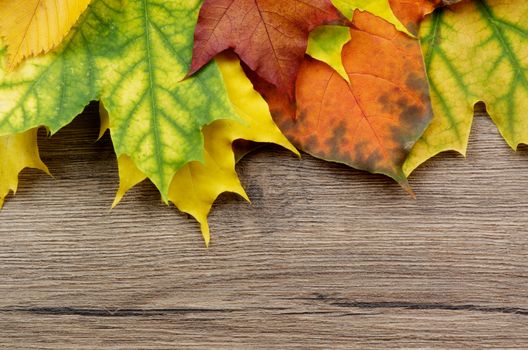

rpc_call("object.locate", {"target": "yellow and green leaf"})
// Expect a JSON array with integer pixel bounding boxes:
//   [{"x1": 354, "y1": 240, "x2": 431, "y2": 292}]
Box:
[
  {"x1": 0, "y1": 0, "x2": 238, "y2": 201},
  {"x1": 0, "y1": 0, "x2": 109, "y2": 136},
  {"x1": 0, "y1": 0, "x2": 92, "y2": 68},
  {"x1": 101, "y1": 0, "x2": 238, "y2": 201},
  {"x1": 0, "y1": 129, "x2": 49, "y2": 207},
  {"x1": 404, "y1": 0, "x2": 528, "y2": 175},
  {"x1": 112, "y1": 54, "x2": 298, "y2": 246},
  {"x1": 307, "y1": 25, "x2": 351, "y2": 81}
]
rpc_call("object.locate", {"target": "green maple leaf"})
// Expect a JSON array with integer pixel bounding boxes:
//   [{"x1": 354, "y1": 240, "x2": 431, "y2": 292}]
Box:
[
  {"x1": 404, "y1": 0, "x2": 528, "y2": 174},
  {"x1": 0, "y1": 0, "x2": 238, "y2": 200}
]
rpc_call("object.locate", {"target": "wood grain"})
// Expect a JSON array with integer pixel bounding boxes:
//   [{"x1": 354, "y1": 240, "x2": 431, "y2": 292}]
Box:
[{"x1": 0, "y1": 104, "x2": 527, "y2": 349}]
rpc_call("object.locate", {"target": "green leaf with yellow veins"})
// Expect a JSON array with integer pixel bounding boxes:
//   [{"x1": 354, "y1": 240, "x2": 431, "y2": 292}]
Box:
[
  {"x1": 331, "y1": 0, "x2": 410, "y2": 34},
  {"x1": 307, "y1": 25, "x2": 351, "y2": 81},
  {"x1": 404, "y1": 0, "x2": 528, "y2": 175},
  {"x1": 111, "y1": 53, "x2": 298, "y2": 246},
  {"x1": 0, "y1": 0, "x2": 238, "y2": 201},
  {"x1": 0, "y1": 129, "x2": 49, "y2": 208},
  {"x1": 101, "y1": 0, "x2": 238, "y2": 200},
  {"x1": 0, "y1": 0, "x2": 112, "y2": 136}
]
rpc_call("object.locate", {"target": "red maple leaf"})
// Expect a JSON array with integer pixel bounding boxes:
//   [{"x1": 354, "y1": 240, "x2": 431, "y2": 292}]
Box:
[{"x1": 189, "y1": 0, "x2": 344, "y2": 99}]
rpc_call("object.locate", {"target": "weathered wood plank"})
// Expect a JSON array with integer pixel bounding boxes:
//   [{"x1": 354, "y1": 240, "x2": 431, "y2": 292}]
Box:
[{"x1": 0, "y1": 105, "x2": 527, "y2": 348}]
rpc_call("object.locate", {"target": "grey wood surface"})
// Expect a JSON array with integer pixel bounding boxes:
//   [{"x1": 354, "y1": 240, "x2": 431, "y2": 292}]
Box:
[{"x1": 0, "y1": 104, "x2": 527, "y2": 349}]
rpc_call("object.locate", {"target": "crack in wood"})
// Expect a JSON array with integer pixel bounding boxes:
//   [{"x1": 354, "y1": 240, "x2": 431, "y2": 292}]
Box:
[
  {"x1": 3, "y1": 294, "x2": 527, "y2": 319},
  {"x1": 285, "y1": 294, "x2": 528, "y2": 316},
  {"x1": 0, "y1": 307, "x2": 237, "y2": 317}
]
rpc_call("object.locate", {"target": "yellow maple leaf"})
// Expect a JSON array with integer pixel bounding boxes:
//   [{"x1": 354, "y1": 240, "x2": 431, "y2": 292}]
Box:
[
  {"x1": 0, "y1": 0, "x2": 92, "y2": 68},
  {"x1": 0, "y1": 129, "x2": 50, "y2": 207},
  {"x1": 109, "y1": 53, "x2": 299, "y2": 246}
]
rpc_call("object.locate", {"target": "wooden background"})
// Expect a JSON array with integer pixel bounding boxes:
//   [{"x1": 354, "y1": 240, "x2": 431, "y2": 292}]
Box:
[{"x1": 0, "y1": 104, "x2": 527, "y2": 349}]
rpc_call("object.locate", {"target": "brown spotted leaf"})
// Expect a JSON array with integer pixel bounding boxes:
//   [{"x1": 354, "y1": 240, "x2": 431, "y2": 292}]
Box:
[
  {"x1": 252, "y1": 11, "x2": 433, "y2": 190},
  {"x1": 189, "y1": 0, "x2": 344, "y2": 98}
]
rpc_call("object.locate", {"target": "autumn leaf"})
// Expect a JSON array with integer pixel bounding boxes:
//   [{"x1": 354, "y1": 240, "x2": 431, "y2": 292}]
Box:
[
  {"x1": 189, "y1": 0, "x2": 344, "y2": 99},
  {"x1": 0, "y1": 0, "x2": 238, "y2": 201},
  {"x1": 389, "y1": 0, "x2": 439, "y2": 34},
  {"x1": 404, "y1": 0, "x2": 528, "y2": 175},
  {"x1": 306, "y1": 0, "x2": 458, "y2": 85},
  {"x1": 253, "y1": 11, "x2": 433, "y2": 190},
  {"x1": 390, "y1": 0, "x2": 464, "y2": 34},
  {"x1": 0, "y1": 0, "x2": 92, "y2": 68},
  {"x1": 112, "y1": 53, "x2": 298, "y2": 246},
  {"x1": 307, "y1": 25, "x2": 351, "y2": 81},
  {"x1": 0, "y1": 129, "x2": 49, "y2": 207},
  {"x1": 331, "y1": 0, "x2": 409, "y2": 34},
  {"x1": 0, "y1": 6, "x2": 103, "y2": 136},
  {"x1": 332, "y1": 0, "x2": 463, "y2": 35},
  {"x1": 101, "y1": 0, "x2": 239, "y2": 200}
]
